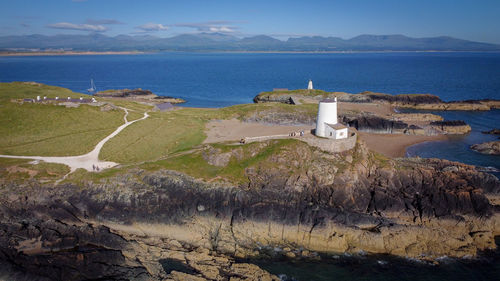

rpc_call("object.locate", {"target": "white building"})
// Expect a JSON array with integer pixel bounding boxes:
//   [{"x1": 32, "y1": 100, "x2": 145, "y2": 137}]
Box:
[
  {"x1": 315, "y1": 98, "x2": 348, "y2": 139},
  {"x1": 308, "y1": 79, "x2": 313, "y2": 90}
]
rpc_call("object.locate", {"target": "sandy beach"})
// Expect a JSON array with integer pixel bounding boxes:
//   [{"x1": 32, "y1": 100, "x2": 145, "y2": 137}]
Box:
[{"x1": 358, "y1": 132, "x2": 447, "y2": 158}]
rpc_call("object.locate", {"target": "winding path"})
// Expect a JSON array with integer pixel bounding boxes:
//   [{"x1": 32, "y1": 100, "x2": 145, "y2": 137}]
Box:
[{"x1": 0, "y1": 108, "x2": 149, "y2": 172}]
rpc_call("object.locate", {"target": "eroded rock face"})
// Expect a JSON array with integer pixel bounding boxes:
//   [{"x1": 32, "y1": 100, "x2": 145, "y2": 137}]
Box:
[
  {"x1": 0, "y1": 141, "x2": 499, "y2": 280},
  {"x1": 342, "y1": 115, "x2": 409, "y2": 134}
]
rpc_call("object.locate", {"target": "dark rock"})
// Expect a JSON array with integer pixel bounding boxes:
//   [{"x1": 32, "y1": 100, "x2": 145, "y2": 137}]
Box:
[
  {"x1": 94, "y1": 88, "x2": 153, "y2": 97},
  {"x1": 482, "y1": 129, "x2": 500, "y2": 135},
  {"x1": 341, "y1": 115, "x2": 409, "y2": 134},
  {"x1": 430, "y1": 120, "x2": 468, "y2": 126},
  {"x1": 471, "y1": 140, "x2": 500, "y2": 155},
  {"x1": 0, "y1": 142, "x2": 498, "y2": 279},
  {"x1": 362, "y1": 92, "x2": 443, "y2": 104}
]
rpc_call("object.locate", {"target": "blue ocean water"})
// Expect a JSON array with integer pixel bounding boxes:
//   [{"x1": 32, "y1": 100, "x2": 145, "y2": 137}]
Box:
[
  {"x1": 406, "y1": 109, "x2": 500, "y2": 174},
  {"x1": 1, "y1": 52, "x2": 500, "y2": 107}
]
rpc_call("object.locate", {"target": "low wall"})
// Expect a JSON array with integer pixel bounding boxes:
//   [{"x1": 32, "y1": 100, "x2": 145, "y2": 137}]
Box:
[
  {"x1": 244, "y1": 130, "x2": 357, "y2": 153},
  {"x1": 301, "y1": 131, "x2": 357, "y2": 153},
  {"x1": 244, "y1": 134, "x2": 290, "y2": 143}
]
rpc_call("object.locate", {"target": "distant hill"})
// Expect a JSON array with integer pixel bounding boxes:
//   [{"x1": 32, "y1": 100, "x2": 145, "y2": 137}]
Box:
[{"x1": 1, "y1": 33, "x2": 499, "y2": 52}]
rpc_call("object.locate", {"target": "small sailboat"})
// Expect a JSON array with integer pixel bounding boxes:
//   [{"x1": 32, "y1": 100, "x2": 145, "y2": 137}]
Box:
[{"x1": 87, "y1": 79, "x2": 96, "y2": 94}]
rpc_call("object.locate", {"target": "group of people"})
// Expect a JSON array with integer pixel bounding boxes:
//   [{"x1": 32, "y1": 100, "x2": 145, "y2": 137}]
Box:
[
  {"x1": 92, "y1": 164, "x2": 100, "y2": 171},
  {"x1": 289, "y1": 131, "x2": 305, "y2": 137}
]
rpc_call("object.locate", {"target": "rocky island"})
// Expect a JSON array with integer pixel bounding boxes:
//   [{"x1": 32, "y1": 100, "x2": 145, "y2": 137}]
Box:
[
  {"x1": 0, "y1": 82, "x2": 498, "y2": 280},
  {"x1": 95, "y1": 88, "x2": 186, "y2": 104},
  {"x1": 471, "y1": 141, "x2": 500, "y2": 155},
  {"x1": 254, "y1": 89, "x2": 500, "y2": 111}
]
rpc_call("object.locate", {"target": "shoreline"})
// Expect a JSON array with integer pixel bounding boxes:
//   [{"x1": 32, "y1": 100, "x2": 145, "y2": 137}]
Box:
[
  {"x1": 2, "y1": 50, "x2": 500, "y2": 57},
  {"x1": 0, "y1": 51, "x2": 146, "y2": 57}
]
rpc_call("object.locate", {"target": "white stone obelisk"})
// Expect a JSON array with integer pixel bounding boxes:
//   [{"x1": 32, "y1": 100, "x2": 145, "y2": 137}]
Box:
[{"x1": 308, "y1": 79, "x2": 313, "y2": 90}]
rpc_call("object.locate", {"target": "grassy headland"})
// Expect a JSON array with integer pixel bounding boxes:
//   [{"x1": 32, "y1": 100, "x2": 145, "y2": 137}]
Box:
[
  {"x1": 0, "y1": 82, "x2": 319, "y2": 175},
  {"x1": 0, "y1": 82, "x2": 398, "y2": 186},
  {"x1": 0, "y1": 82, "x2": 124, "y2": 156}
]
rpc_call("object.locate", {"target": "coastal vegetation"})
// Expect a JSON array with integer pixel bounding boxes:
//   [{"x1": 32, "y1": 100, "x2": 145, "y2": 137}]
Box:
[
  {"x1": 145, "y1": 139, "x2": 305, "y2": 185},
  {"x1": 0, "y1": 157, "x2": 70, "y2": 185}
]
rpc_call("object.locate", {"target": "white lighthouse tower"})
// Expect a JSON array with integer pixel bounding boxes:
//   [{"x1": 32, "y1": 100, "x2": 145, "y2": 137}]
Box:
[
  {"x1": 315, "y1": 98, "x2": 348, "y2": 139},
  {"x1": 307, "y1": 79, "x2": 313, "y2": 90}
]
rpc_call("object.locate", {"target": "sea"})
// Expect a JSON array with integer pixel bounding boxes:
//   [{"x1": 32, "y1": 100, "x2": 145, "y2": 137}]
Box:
[{"x1": 1, "y1": 52, "x2": 499, "y2": 280}]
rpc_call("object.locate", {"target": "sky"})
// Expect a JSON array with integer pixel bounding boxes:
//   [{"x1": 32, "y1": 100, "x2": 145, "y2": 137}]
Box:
[{"x1": 1, "y1": 0, "x2": 499, "y2": 43}]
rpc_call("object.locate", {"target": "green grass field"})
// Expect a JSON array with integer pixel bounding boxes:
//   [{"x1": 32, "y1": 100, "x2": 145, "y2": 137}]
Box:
[
  {"x1": 0, "y1": 82, "x2": 324, "y2": 183},
  {"x1": 0, "y1": 82, "x2": 124, "y2": 156},
  {"x1": 99, "y1": 103, "x2": 317, "y2": 164},
  {"x1": 0, "y1": 157, "x2": 70, "y2": 185},
  {"x1": 139, "y1": 139, "x2": 308, "y2": 185}
]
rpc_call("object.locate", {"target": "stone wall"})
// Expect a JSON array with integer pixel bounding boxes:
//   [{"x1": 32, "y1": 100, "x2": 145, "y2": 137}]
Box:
[{"x1": 301, "y1": 130, "x2": 357, "y2": 153}]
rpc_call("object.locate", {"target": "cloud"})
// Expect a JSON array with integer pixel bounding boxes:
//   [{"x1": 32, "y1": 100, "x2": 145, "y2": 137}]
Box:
[
  {"x1": 47, "y1": 22, "x2": 107, "y2": 32},
  {"x1": 174, "y1": 21, "x2": 240, "y2": 33},
  {"x1": 86, "y1": 19, "x2": 123, "y2": 25},
  {"x1": 136, "y1": 23, "x2": 169, "y2": 32},
  {"x1": 208, "y1": 26, "x2": 236, "y2": 33}
]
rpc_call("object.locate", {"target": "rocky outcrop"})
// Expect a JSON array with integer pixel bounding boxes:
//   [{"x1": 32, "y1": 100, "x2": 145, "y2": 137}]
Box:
[
  {"x1": 241, "y1": 108, "x2": 316, "y2": 125},
  {"x1": 0, "y1": 140, "x2": 498, "y2": 280},
  {"x1": 342, "y1": 115, "x2": 409, "y2": 134},
  {"x1": 253, "y1": 90, "x2": 370, "y2": 104},
  {"x1": 153, "y1": 96, "x2": 186, "y2": 104},
  {"x1": 341, "y1": 114, "x2": 432, "y2": 135},
  {"x1": 482, "y1": 129, "x2": 500, "y2": 135},
  {"x1": 430, "y1": 120, "x2": 472, "y2": 134},
  {"x1": 95, "y1": 88, "x2": 154, "y2": 97},
  {"x1": 362, "y1": 92, "x2": 442, "y2": 104},
  {"x1": 253, "y1": 90, "x2": 500, "y2": 111},
  {"x1": 471, "y1": 141, "x2": 500, "y2": 155},
  {"x1": 95, "y1": 88, "x2": 186, "y2": 104},
  {"x1": 390, "y1": 113, "x2": 443, "y2": 122}
]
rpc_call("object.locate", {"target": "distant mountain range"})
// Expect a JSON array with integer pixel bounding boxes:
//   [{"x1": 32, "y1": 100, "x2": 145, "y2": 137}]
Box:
[{"x1": 1, "y1": 33, "x2": 499, "y2": 52}]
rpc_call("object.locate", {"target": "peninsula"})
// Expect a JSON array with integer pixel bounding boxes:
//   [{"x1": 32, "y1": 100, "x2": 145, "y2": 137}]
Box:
[{"x1": 0, "y1": 82, "x2": 498, "y2": 280}]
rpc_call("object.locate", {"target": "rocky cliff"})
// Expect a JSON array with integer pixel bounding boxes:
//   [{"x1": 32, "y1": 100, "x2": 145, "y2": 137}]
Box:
[{"x1": 0, "y1": 139, "x2": 498, "y2": 280}]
